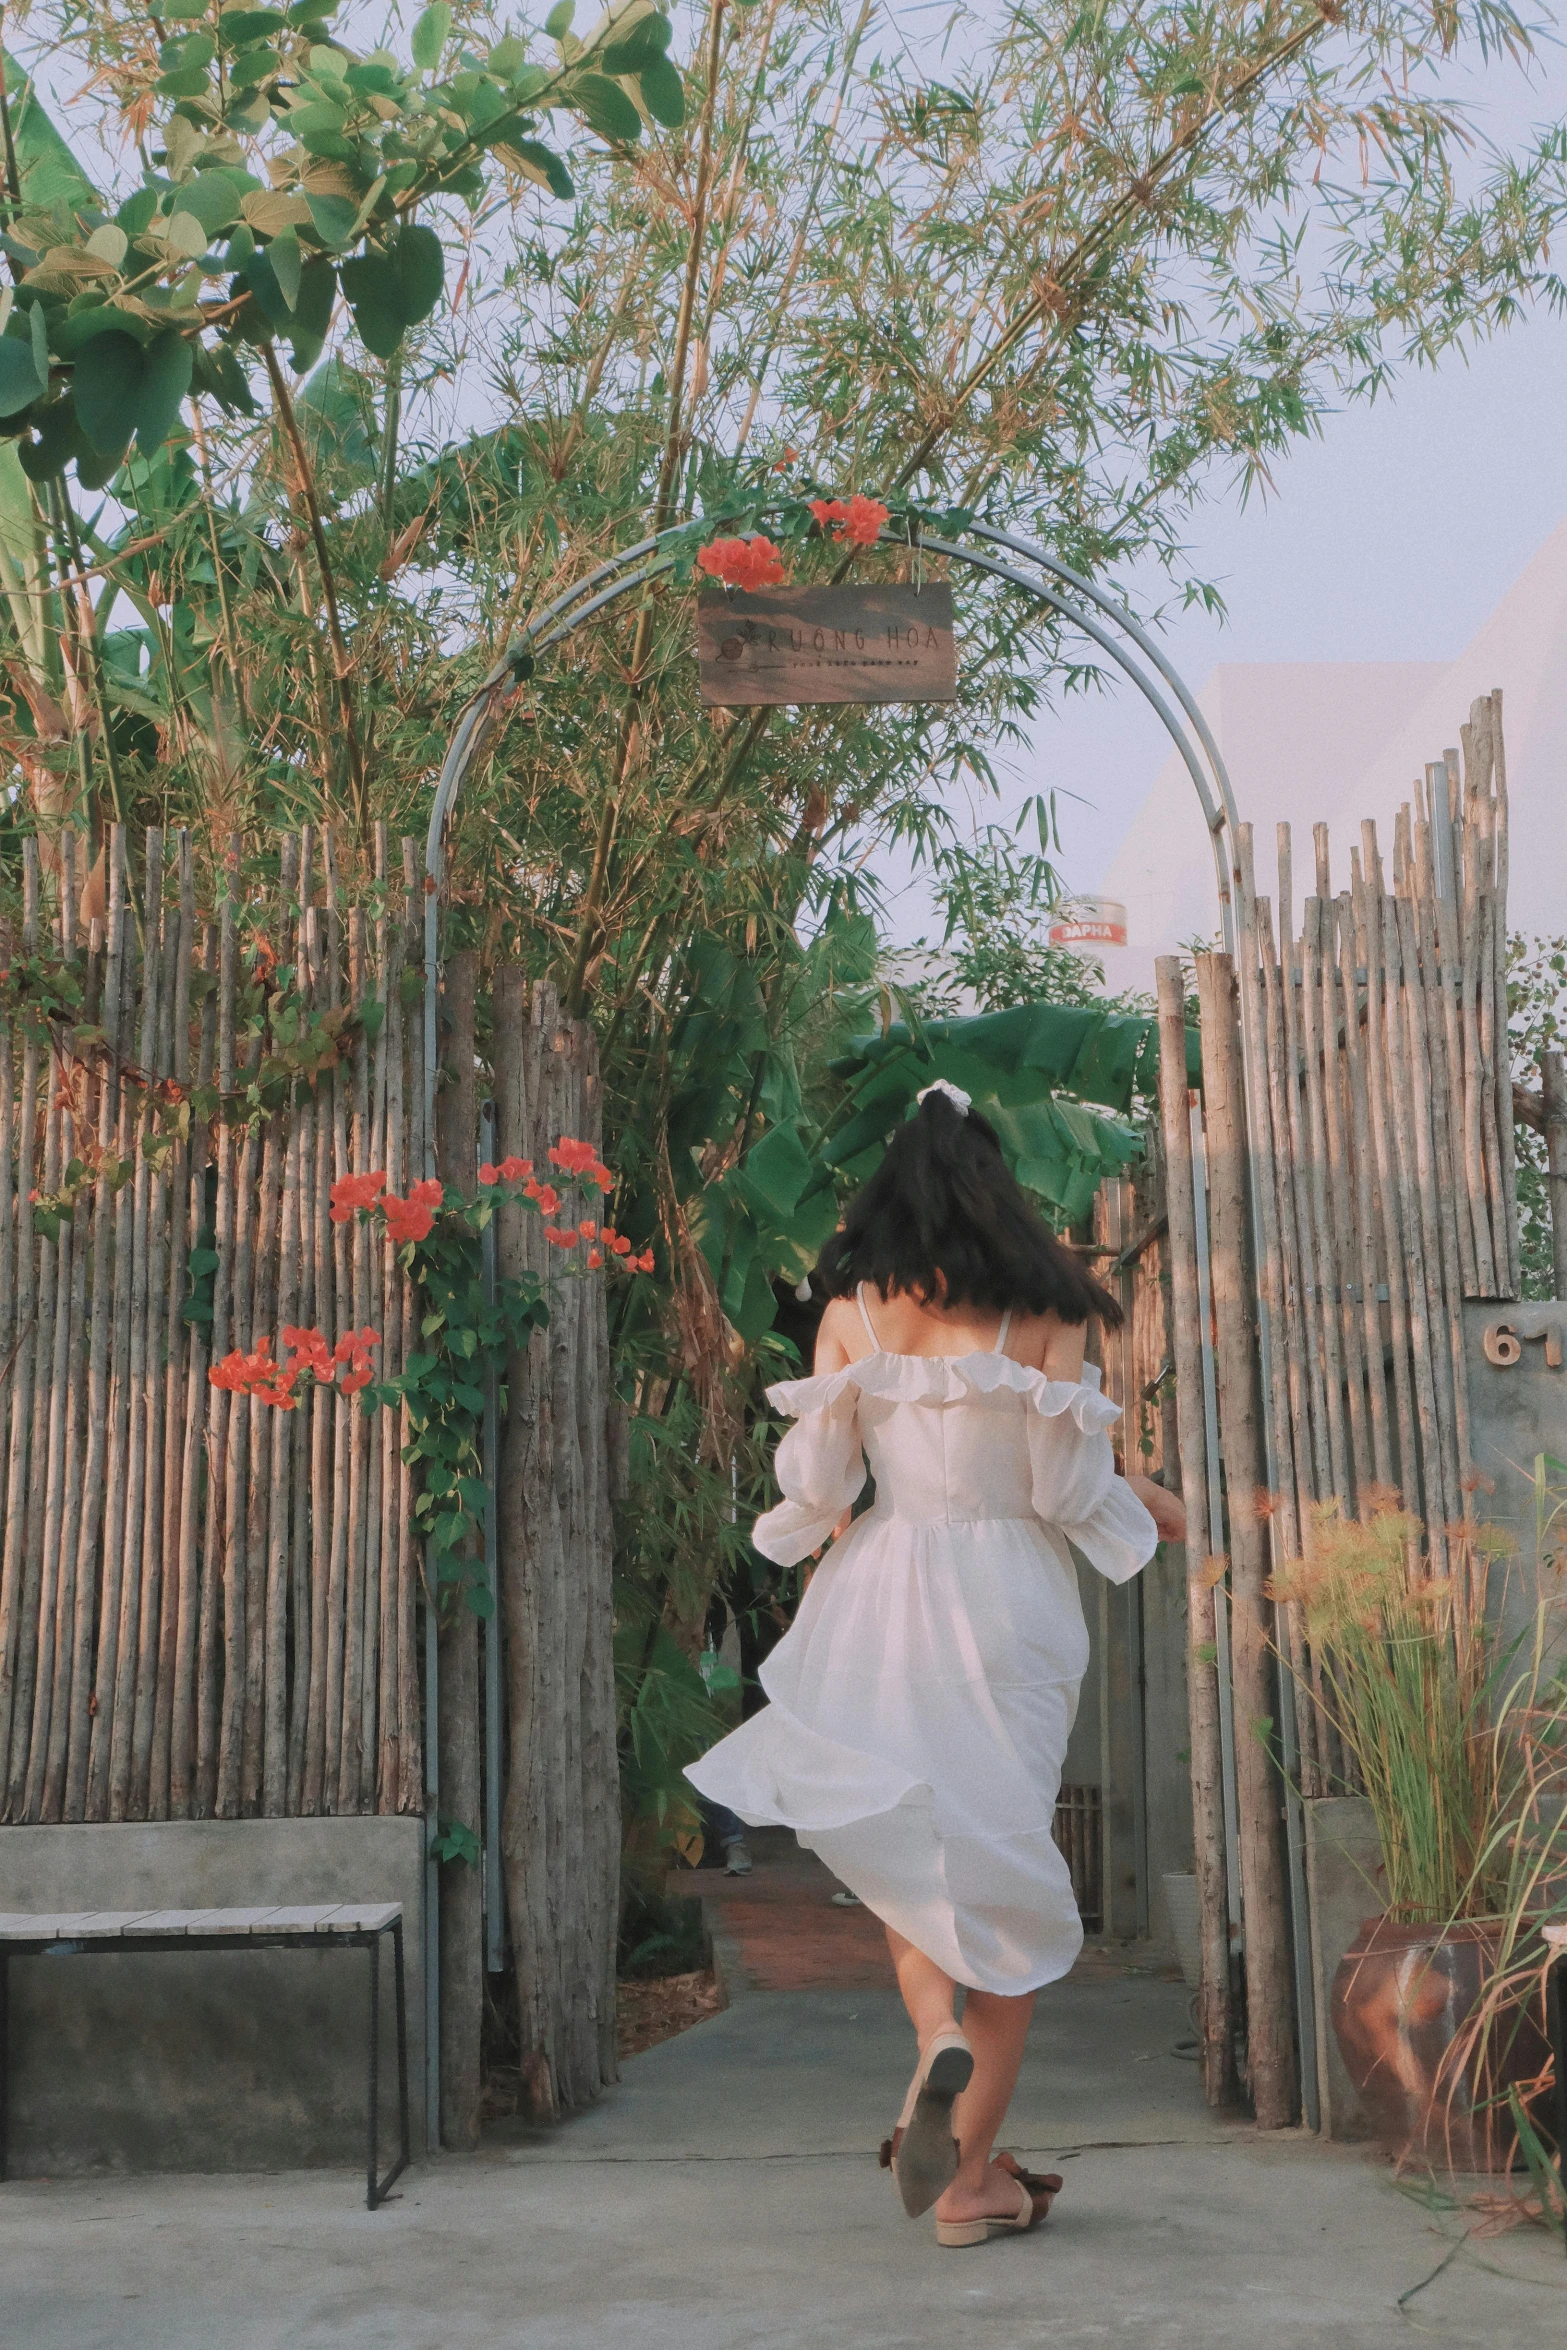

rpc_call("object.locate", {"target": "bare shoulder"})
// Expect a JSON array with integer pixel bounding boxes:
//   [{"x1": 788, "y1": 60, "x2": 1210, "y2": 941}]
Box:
[
  {"x1": 1008, "y1": 1309, "x2": 1089, "y2": 1380},
  {"x1": 814, "y1": 1295, "x2": 860, "y2": 1373}
]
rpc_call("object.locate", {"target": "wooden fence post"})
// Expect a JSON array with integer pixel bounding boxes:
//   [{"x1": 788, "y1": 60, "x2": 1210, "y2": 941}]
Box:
[
  {"x1": 1195, "y1": 951, "x2": 1298, "y2": 2129},
  {"x1": 1543, "y1": 1050, "x2": 1567, "y2": 1303},
  {"x1": 435, "y1": 949, "x2": 483, "y2": 2150},
  {"x1": 1155, "y1": 958, "x2": 1236, "y2": 2107}
]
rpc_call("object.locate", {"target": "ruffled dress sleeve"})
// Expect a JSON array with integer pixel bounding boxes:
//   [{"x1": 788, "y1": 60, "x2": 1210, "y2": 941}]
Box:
[
  {"x1": 1025, "y1": 1364, "x2": 1158, "y2": 1585},
  {"x1": 752, "y1": 1370, "x2": 868, "y2": 1567}
]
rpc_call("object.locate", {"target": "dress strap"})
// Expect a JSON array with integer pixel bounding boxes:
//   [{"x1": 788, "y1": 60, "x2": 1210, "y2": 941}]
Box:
[
  {"x1": 855, "y1": 1282, "x2": 881, "y2": 1350},
  {"x1": 992, "y1": 1308, "x2": 1013, "y2": 1355}
]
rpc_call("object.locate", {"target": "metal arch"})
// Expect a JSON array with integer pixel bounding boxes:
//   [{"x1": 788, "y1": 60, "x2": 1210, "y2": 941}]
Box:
[{"x1": 417, "y1": 508, "x2": 1319, "y2": 2134}]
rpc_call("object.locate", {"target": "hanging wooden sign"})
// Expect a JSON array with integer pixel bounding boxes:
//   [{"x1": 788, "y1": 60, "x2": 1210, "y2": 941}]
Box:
[{"x1": 697, "y1": 582, "x2": 956, "y2": 706}]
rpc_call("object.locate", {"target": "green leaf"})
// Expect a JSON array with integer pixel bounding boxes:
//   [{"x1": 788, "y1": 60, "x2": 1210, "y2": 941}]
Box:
[
  {"x1": 601, "y1": 13, "x2": 673, "y2": 70},
  {"x1": 305, "y1": 192, "x2": 359, "y2": 248},
  {"x1": 134, "y1": 332, "x2": 196, "y2": 453},
  {"x1": 338, "y1": 247, "x2": 403, "y2": 358},
  {"x1": 288, "y1": 254, "x2": 337, "y2": 370},
  {"x1": 544, "y1": 0, "x2": 574, "y2": 33},
  {"x1": 571, "y1": 71, "x2": 642, "y2": 142},
  {"x1": 268, "y1": 224, "x2": 304, "y2": 311},
  {"x1": 72, "y1": 331, "x2": 143, "y2": 455},
  {"x1": 0, "y1": 333, "x2": 47, "y2": 420},
  {"x1": 637, "y1": 57, "x2": 684, "y2": 127},
  {"x1": 509, "y1": 139, "x2": 573, "y2": 199},
  {"x1": 171, "y1": 173, "x2": 242, "y2": 236},
  {"x1": 394, "y1": 222, "x2": 444, "y2": 324},
  {"x1": 1, "y1": 51, "x2": 97, "y2": 213},
  {"x1": 410, "y1": 1, "x2": 453, "y2": 69}
]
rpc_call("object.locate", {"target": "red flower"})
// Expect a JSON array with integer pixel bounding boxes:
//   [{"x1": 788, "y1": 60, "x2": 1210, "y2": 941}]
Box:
[
  {"x1": 330, "y1": 1169, "x2": 387, "y2": 1224},
  {"x1": 478, "y1": 1163, "x2": 499, "y2": 1187},
  {"x1": 810, "y1": 494, "x2": 889, "y2": 546},
  {"x1": 579, "y1": 1220, "x2": 597, "y2": 1240},
  {"x1": 586, "y1": 1247, "x2": 603, "y2": 1268},
  {"x1": 608, "y1": 1232, "x2": 632, "y2": 1257},
  {"x1": 534, "y1": 1183, "x2": 560, "y2": 1218},
  {"x1": 696, "y1": 535, "x2": 786, "y2": 592},
  {"x1": 544, "y1": 1226, "x2": 578, "y2": 1249},
  {"x1": 383, "y1": 1191, "x2": 434, "y2": 1245},
  {"x1": 499, "y1": 1155, "x2": 533, "y2": 1183}
]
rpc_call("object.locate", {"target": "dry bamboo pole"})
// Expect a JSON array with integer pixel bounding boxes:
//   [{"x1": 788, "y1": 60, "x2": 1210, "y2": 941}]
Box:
[
  {"x1": 0, "y1": 963, "x2": 13, "y2": 1524},
  {"x1": 322, "y1": 834, "x2": 351, "y2": 1809},
  {"x1": 302, "y1": 891, "x2": 334, "y2": 1815},
  {"x1": 375, "y1": 836, "x2": 405, "y2": 1810},
  {"x1": 148, "y1": 834, "x2": 197, "y2": 1817},
  {"x1": 105, "y1": 831, "x2": 163, "y2": 1817},
  {"x1": 1234, "y1": 837, "x2": 1302, "y2": 1567},
  {"x1": 1395, "y1": 887, "x2": 1470, "y2": 1534},
  {"x1": 1309, "y1": 893, "x2": 1372, "y2": 1503},
  {"x1": 576, "y1": 1043, "x2": 620, "y2": 2090},
  {"x1": 262, "y1": 1094, "x2": 300, "y2": 1815},
  {"x1": 436, "y1": 948, "x2": 484, "y2": 2145},
  {"x1": 1294, "y1": 895, "x2": 1354, "y2": 1511},
  {"x1": 1429, "y1": 766, "x2": 1479, "y2": 1300},
  {"x1": 357, "y1": 832, "x2": 391, "y2": 1810},
  {"x1": 1194, "y1": 951, "x2": 1297, "y2": 2129},
  {"x1": 86, "y1": 833, "x2": 139, "y2": 1821},
  {"x1": 337, "y1": 903, "x2": 371, "y2": 1812},
  {"x1": 127, "y1": 836, "x2": 179, "y2": 1815},
  {"x1": 1274, "y1": 840, "x2": 1348, "y2": 1509},
  {"x1": 1488, "y1": 693, "x2": 1519, "y2": 1292},
  {"x1": 555, "y1": 1030, "x2": 593, "y2": 2106},
  {"x1": 10, "y1": 941, "x2": 67, "y2": 1815},
  {"x1": 1257, "y1": 901, "x2": 1322, "y2": 1508},
  {"x1": 396, "y1": 841, "x2": 422, "y2": 1812},
  {"x1": 1352, "y1": 841, "x2": 1422, "y2": 1513},
  {"x1": 1477, "y1": 876, "x2": 1509, "y2": 1292},
  {"x1": 20, "y1": 834, "x2": 85, "y2": 1818},
  {"x1": 60, "y1": 895, "x2": 124, "y2": 1818},
  {"x1": 287, "y1": 826, "x2": 316, "y2": 1813},
  {"x1": 1333, "y1": 895, "x2": 1395, "y2": 1491},
  {"x1": 0, "y1": 841, "x2": 43, "y2": 1784},
  {"x1": 1369, "y1": 846, "x2": 1450, "y2": 1569},
  {"x1": 242, "y1": 878, "x2": 289, "y2": 1811},
  {"x1": 215, "y1": 1027, "x2": 264, "y2": 1817},
  {"x1": 167, "y1": 922, "x2": 218, "y2": 1817},
  {"x1": 1454, "y1": 735, "x2": 1498, "y2": 1296},
  {"x1": 196, "y1": 853, "x2": 241, "y2": 1815}
]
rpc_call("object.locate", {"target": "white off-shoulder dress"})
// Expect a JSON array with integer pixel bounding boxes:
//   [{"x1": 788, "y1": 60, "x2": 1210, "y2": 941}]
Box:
[{"x1": 687, "y1": 1288, "x2": 1158, "y2": 1994}]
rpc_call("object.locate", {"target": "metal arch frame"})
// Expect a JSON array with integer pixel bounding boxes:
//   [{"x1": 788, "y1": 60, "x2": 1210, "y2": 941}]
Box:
[{"x1": 417, "y1": 509, "x2": 1320, "y2": 2137}]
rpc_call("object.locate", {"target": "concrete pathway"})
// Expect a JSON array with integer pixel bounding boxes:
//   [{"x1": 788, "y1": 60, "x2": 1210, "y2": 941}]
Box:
[{"x1": 6, "y1": 1838, "x2": 1564, "y2": 2347}]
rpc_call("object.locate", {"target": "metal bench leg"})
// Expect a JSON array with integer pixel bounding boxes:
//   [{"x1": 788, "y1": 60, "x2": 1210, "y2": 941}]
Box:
[
  {"x1": 1550, "y1": 1954, "x2": 1566, "y2": 2258},
  {"x1": 0, "y1": 1948, "x2": 9, "y2": 2185},
  {"x1": 367, "y1": 1923, "x2": 410, "y2": 2211}
]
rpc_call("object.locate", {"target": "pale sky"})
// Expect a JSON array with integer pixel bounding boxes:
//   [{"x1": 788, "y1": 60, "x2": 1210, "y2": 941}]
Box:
[{"x1": 875, "y1": 29, "x2": 1567, "y2": 948}]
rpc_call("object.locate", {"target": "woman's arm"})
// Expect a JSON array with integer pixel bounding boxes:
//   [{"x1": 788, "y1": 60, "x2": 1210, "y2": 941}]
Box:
[{"x1": 1126, "y1": 1473, "x2": 1186, "y2": 1544}]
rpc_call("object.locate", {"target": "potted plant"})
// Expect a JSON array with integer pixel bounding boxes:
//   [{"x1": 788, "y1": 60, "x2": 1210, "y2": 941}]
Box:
[{"x1": 1272, "y1": 1493, "x2": 1559, "y2": 2172}]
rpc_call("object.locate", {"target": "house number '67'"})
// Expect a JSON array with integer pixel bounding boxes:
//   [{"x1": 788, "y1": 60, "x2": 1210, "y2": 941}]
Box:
[{"x1": 1483, "y1": 1321, "x2": 1564, "y2": 1368}]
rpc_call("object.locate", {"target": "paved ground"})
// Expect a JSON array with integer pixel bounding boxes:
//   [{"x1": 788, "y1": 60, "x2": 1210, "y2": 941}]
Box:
[{"x1": 6, "y1": 1835, "x2": 1564, "y2": 2347}]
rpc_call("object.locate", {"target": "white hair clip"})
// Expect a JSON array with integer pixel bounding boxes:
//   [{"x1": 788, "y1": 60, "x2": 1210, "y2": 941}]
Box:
[{"x1": 916, "y1": 1079, "x2": 971, "y2": 1117}]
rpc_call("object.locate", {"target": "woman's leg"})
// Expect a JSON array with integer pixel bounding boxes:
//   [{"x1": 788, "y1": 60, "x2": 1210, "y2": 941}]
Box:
[
  {"x1": 934, "y1": 1987, "x2": 1036, "y2": 2221},
  {"x1": 885, "y1": 1928, "x2": 1036, "y2": 2220},
  {"x1": 885, "y1": 1924, "x2": 959, "y2": 2047}
]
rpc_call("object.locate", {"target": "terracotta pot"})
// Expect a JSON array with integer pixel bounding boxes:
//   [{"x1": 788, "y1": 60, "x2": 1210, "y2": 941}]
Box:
[{"x1": 1331, "y1": 1914, "x2": 1547, "y2": 2172}]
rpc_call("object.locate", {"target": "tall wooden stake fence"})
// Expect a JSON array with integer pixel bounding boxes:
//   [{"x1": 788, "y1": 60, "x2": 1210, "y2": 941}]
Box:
[
  {"x1": 0, "y1": 825, "x2": 619, "y2": 2140},
  {"x1": 1153, "y1": 691, "x2": 1517, "y2": 2128}
]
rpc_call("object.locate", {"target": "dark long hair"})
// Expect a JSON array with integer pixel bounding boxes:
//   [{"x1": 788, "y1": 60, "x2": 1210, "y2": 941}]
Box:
[{"x1": 816, "y1": 1088, "x2": 1122, "y2": 1328}]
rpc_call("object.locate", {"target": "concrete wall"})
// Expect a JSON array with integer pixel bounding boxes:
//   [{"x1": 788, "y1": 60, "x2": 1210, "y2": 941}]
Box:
[
  {"x1": 0, "y1": 1815, "x2": 425, "y2": 2177},
  {"x1": 1303, "y1": 1795, "x2": 1385, "y2": 2142}
]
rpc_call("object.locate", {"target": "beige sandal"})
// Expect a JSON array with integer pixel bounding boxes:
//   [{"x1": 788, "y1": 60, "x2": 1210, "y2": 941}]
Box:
[
  {"x1": 934, "y1": 2155, "x2": 1063, "y2": 2247},
  {"x1": 877, "y1": 2027, "x2": 974, "y2": 2218}
]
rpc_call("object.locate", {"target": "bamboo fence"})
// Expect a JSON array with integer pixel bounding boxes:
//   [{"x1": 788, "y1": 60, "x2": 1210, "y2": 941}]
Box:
[
  {"x1": 0, "y1": 823, "x2": 426, "y2": 1823},
  {"x1": 1147, "y1": 690, "x2": 1518, "y2": 2125}
]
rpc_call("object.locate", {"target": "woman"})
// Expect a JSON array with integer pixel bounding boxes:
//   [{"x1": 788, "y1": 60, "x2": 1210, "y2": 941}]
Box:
[{"x1": 688, "y1": 1081, "x2": 1185, "y2": 2246}]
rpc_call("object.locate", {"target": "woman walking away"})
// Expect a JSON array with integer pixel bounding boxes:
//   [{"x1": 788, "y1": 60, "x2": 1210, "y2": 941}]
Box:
[{"x1": 688, "y1": 1081, "x2": 1184, "y2": 2246}]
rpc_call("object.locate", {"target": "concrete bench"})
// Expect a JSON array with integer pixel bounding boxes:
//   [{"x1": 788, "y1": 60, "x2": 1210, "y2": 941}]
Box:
[{"x1": 0, "y1": 1903, "x2": 409, "y2": 2208}]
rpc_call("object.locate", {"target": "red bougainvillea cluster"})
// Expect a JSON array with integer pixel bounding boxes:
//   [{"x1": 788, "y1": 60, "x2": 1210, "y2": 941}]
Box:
[
  {"x1": 696, "y1": 535, "x2": 786, "y2": 592},
  {"x1": 212, "y1": 1137, "x2": 652, "y2": 1409},
  {"x1": 327, "y1": 1169, "x2": 445, "y2": 1245},
  {"x1": 809, "y1": 494, "x2": 890, "y2": 546},
  {"x1": 210, "y1": 1324, "x2": 381, "y2": 1409}
]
